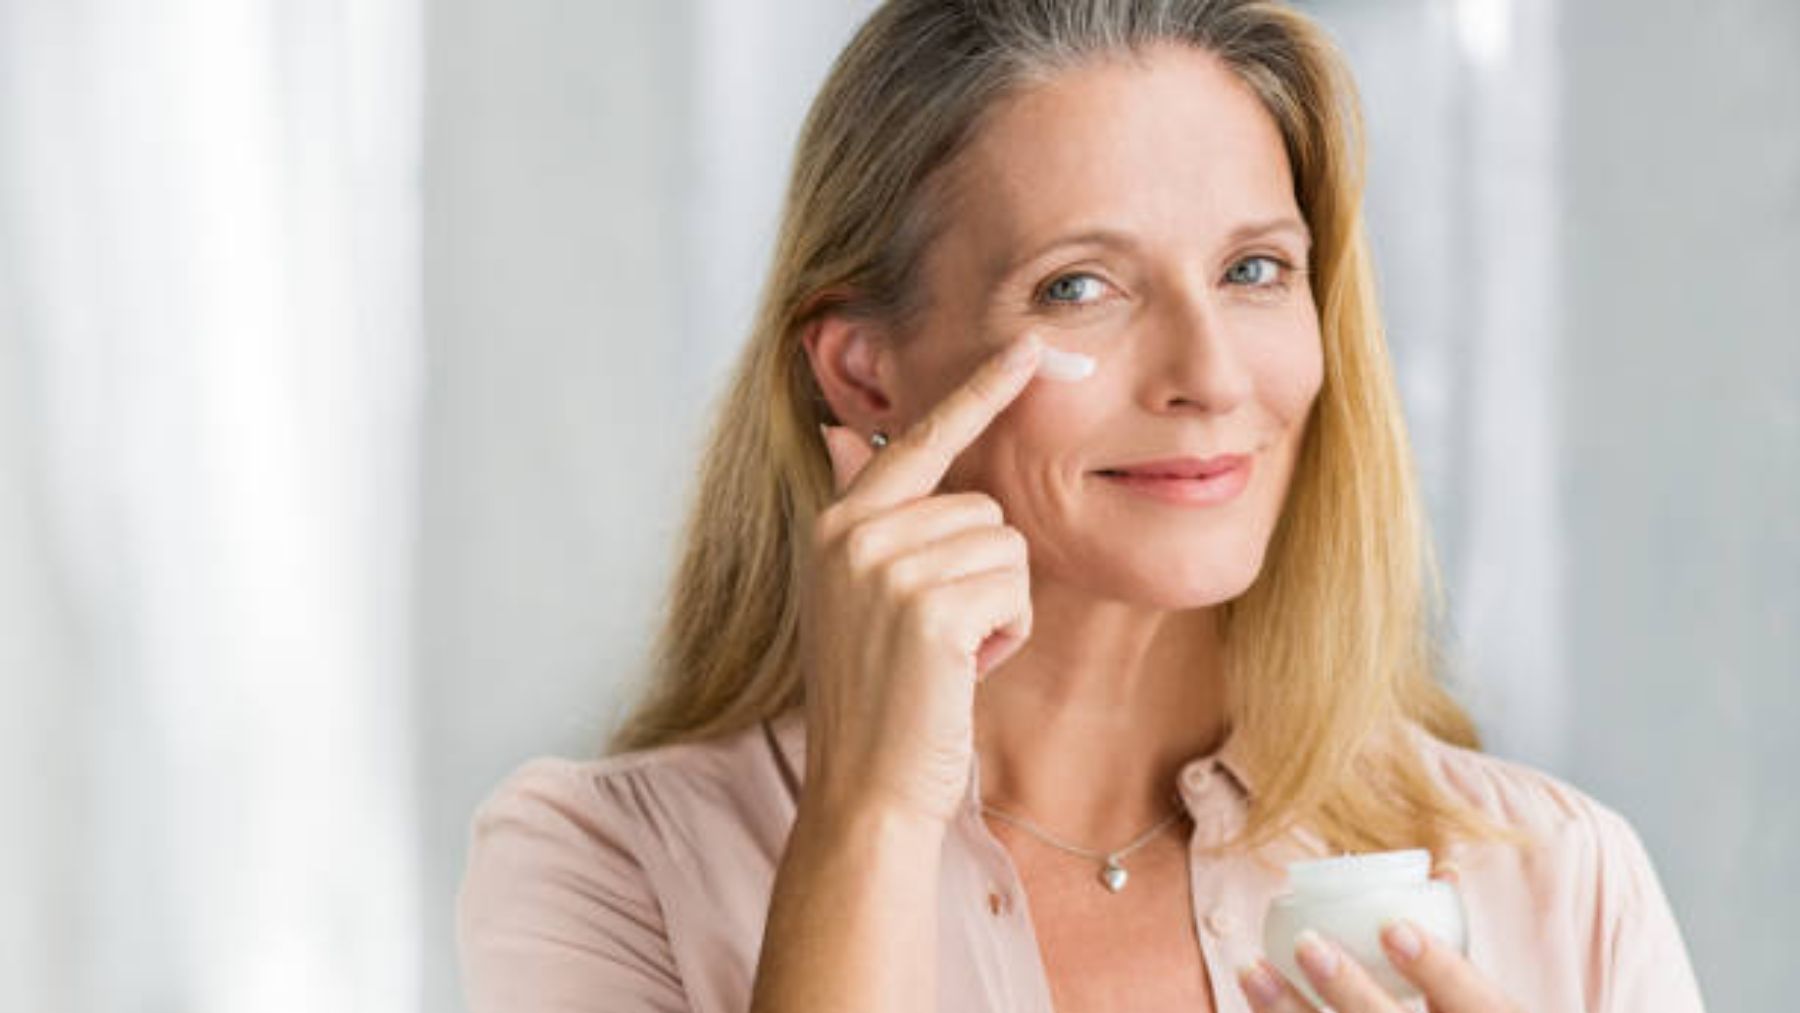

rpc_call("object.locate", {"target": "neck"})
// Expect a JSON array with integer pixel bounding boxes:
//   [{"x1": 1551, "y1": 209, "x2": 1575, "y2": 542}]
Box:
[{"x1": 972, "y1": 577, "x2": 1230, "y2": 847}]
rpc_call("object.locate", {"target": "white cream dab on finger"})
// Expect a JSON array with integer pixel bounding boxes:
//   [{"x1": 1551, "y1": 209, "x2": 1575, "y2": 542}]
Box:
[{"x1": 1036, "y1": 344, "x2": 1096, "y2": 382}]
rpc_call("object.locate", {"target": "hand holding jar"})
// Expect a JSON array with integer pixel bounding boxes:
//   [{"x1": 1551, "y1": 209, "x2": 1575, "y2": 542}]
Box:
[{"x1": 1237, "y1": 849, "x2": 1527, "y2": 1013}]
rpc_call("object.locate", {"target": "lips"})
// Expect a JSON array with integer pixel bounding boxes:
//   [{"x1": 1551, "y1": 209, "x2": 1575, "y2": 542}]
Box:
[
  {"x1": 1095, "y1": 455, "x2": 1250, "y2": 479},
  {"x1": 1093, "y1": 454, "x2": 1254, "y2": 507}
]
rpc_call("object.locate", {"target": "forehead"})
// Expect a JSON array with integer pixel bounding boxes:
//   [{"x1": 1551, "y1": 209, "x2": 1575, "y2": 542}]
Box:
[{"x1": 939, "y1": 43, "x2": 1301, "y2": 272}]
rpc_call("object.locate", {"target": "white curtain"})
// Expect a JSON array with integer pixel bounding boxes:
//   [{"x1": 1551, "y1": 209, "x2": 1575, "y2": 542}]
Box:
[{"x1": 0, "y1": 2, "x2": 421, "y2": 1010}]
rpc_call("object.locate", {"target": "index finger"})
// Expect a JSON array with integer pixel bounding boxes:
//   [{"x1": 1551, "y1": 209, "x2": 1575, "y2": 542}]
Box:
[{"x1": 838, "y1": 331, "x2": 1043, "y2": 511}]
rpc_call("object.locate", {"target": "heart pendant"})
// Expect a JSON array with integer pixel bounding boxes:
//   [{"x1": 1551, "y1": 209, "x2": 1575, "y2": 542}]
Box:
[{"x1": 1099, "y1": 861, "x2": 1128, "y2": 892}]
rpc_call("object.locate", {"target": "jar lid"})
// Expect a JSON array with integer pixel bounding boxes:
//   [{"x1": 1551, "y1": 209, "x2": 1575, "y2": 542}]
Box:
[{"x1": 1286, "y1": 848, "x2": 1431, "y2": 898}]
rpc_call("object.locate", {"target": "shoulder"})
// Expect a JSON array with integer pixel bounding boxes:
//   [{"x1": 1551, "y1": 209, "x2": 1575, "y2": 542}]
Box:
[
  {"x1": 456, "y1": 718, "x2": 800, "y2": 1012},
  {"x1": 465, "y1": 717, "x2": 796, "y2": 875},
  {"x1": 456, "y1": 751, "x2": 696, "y2": 1011},
  {"x1": 1396, "y1": 722, "x2": 1705, "y2": 1011},
  {"x1": 1396, "y1": 720, "x2": 1668, "y2": 920},
  {"x1": 1399, "y1": 719, "x2": 1635, "y2": 846}
]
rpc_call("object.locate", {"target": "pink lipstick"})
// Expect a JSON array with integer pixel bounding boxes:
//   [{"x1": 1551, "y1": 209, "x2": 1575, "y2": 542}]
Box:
[{"x1": 1094, "y1": 455, "x2": 1253, "y2": 506}]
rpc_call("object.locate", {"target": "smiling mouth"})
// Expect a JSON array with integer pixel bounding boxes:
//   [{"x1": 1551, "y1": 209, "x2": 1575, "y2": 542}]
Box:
[
  {"x1": 1089, "y1": 456, "x2": 1254, "y2": 507},
  {"x1": 1092, "y1": 454, "x2": 1251, "y2": 480}
]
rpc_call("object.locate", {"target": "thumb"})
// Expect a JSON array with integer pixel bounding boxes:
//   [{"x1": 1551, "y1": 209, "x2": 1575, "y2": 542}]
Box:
[{"x1": 820, "y1": 424, "x2": 875, "y2": 497}]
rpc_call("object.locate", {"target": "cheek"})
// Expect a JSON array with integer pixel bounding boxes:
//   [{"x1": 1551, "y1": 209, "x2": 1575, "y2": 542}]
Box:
[
  {"x1": 1007, "y1": 378, "x2": 1105, "y2": 437},
  {"x1": 939, "y1": 380, "x2": 1102, "y2": 506},
  {"x1": 997, "y1": 377, "x2": 1124, "y2": 492},
  {"x1": 1245, "y1": 314, "x2": 1324, "y2": 422}
]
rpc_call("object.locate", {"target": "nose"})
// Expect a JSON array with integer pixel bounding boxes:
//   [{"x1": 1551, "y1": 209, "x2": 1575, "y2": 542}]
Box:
[{"x1": 1138, "y1": 282, "x2": 1254, "y2": 415}]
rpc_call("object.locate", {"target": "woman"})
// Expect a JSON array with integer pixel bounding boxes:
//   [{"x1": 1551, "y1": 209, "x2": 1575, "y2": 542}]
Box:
[{"x1": 457, "y1": 2, "x2": 1707, "y2": 1010}]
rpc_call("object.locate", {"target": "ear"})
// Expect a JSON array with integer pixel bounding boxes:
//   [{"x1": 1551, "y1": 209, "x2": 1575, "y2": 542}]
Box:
[{"x1": 801, "y1": 310, "x2": 899, "y2": 433}]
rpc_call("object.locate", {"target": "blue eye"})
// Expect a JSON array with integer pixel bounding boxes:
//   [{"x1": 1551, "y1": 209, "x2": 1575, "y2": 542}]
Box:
[
  {"x1": 1224, "y1": 255, "x2": 1289, "y2": 288},
  {"x1": 1039, "y1": 272, "x2": 1108, "y2": 306}
]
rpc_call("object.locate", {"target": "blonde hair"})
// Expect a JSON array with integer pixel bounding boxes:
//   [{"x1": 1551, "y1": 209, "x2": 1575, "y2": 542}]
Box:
[{"x1": 607, "y1": 0, "x2": 1530, "y2": 858}]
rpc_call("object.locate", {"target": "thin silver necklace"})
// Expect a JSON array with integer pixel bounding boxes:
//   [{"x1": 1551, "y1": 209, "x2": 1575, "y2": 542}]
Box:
[{"x1": 981, "y1": 792, "x2": 1188, "y2": 894}]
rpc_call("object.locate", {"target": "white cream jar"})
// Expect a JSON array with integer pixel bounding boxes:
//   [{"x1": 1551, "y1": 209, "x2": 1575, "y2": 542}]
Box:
[{"x1": 1262, "y1": 848, "x2": 1466, "y2": 1006}]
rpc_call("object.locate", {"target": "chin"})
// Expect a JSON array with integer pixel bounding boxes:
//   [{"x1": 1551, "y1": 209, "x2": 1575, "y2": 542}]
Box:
[
  {"x1": 1077, "y1": 542, "x2": 1271, "y2": 610},
  {"x1": 1139, "y1": 569, "x2": 1263, "y2": 610}
]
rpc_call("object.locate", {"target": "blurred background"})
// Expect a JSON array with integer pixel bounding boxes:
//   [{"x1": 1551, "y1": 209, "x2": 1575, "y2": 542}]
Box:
[{"x1": 1, "y1": 0, "x2": 1793, "y2": 1009}]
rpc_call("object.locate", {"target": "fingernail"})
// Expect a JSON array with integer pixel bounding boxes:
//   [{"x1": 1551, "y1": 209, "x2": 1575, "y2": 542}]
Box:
[
  {"x1": 1001, "y1": 332, "x2": 1041, "y2": 371},
  {"x1": 1382, "y1": 918, "x2": 1424, "y2": 962},
  {"x1": 1295, "y1": 928, "x2": 1340, "y2": 980},
  {"x1": 1036, "y1": 345, "x2": 1095, "y2": 382},
  {"x1": 1236, "y1": 961, "x2": 1283, "y2": 1004}
]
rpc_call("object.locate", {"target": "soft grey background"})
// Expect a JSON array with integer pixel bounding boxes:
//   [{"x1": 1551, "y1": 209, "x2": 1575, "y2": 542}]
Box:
[{"x1": 2, "y1": 0, "x2": 1794, "y2": 1010}]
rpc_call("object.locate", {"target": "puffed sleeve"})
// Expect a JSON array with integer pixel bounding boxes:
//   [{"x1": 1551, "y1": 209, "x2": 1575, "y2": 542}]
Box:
[
  {"x1": 457, "y1": 757, "x2": 692, "y2": 1013},
  {"x1": 1587, "y1": 802, "x2": 1707, "y2": 1012}
]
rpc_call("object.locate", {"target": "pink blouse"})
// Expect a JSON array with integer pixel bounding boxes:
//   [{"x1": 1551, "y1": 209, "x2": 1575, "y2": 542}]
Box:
[{"x1": 456, "y1": 706, "x2": 1707, "y2": 1011}]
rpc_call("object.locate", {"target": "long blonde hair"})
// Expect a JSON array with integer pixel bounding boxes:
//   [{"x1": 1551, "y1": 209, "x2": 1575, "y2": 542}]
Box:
[{"x1": 608, "y1": 0, "x2": 1526, "y2": 857}]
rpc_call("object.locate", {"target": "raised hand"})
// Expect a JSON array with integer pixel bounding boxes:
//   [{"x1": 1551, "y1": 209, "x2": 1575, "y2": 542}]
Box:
[{"x1": 800, "y1": 331, "x2": 1044, "y2": 828}]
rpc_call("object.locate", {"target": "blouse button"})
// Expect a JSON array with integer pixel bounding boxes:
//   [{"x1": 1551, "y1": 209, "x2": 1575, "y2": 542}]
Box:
[
  {"x1": 1204, "y1": 906, "x2": 1237, "y2": 938},
  {"x1": 1183, "y1": 765, "x2": 1212, "y2": 791},
  {"x1": 987, "y1": 889, "x2": 1011, "y2": 916}
]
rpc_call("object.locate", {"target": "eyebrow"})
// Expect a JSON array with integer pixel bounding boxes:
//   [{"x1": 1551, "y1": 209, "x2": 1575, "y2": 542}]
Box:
[{"x1": 991, "y1": 215, "x2": 1313, "y2": 283}]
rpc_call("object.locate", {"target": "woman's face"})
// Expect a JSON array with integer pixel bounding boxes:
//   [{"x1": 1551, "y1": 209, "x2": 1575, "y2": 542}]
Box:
[{"x1": 864, "y1": 43, "x2": 1324, "y2": 609}]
